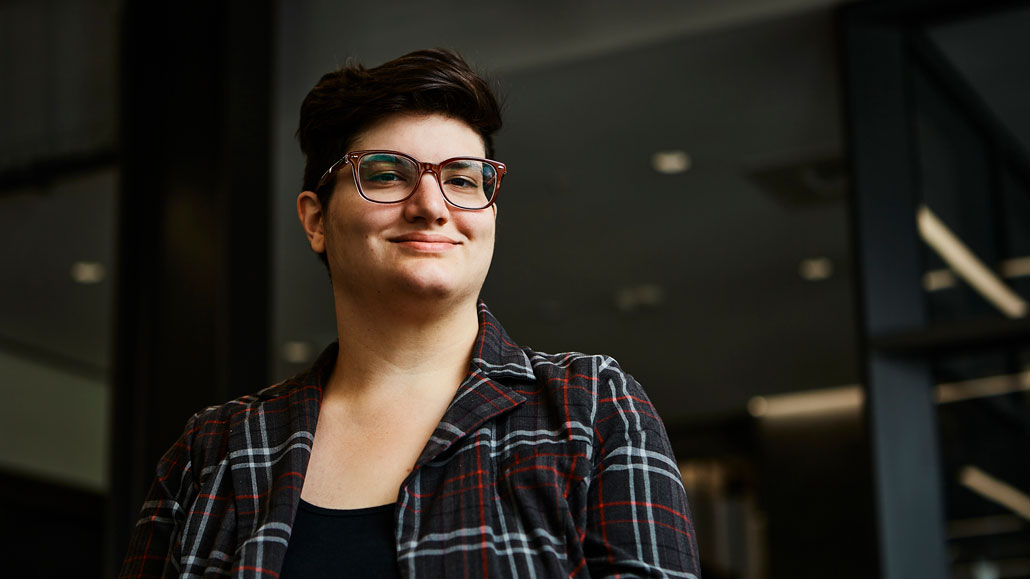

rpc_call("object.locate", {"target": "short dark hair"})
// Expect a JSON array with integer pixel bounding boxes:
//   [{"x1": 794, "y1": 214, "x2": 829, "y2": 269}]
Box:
[{"x1": 296, "y1": 47, "x2": 503, "y2": 205}]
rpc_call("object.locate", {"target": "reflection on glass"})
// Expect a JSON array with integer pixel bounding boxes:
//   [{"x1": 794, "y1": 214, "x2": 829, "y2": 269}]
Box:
[{"x1": 934, "y1": 348, "x2": 1030, "y2": 576}]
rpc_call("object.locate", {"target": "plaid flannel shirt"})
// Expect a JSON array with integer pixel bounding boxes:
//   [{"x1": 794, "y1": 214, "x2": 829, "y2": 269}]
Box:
[{"x1": 121, "y1": 302, "x2": 700, "y2": 578}]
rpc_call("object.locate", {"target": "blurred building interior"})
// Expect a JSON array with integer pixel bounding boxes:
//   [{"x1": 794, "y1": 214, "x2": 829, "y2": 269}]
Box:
[{"x1": 0, "y1": 0, "x2": 1028, "y2": 577}]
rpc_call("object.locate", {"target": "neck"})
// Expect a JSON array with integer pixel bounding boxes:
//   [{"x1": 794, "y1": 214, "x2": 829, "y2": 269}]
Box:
[{"x1": 325, "y1": 293, "x2": 480, "y2": 406}]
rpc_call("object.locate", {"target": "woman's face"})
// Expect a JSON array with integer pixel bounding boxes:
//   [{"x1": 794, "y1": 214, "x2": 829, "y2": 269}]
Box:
[{"x1": 320, "y1": 113, "x2": 497, "y2": 306}]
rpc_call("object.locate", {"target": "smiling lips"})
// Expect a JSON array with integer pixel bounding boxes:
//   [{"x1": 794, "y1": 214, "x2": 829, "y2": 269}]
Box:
[{"x1": 390, "y1": 232, "x2": 461, "y2": 252}]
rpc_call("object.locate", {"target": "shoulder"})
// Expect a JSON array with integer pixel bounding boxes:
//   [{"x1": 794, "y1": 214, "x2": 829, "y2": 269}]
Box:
[
  {"x1": 175, "y1": 341, "x2": 333, "y2": 458},
  {"x1": 173, "y1": 378, "x2": 318, "y2": 467},
  {"x1": 523, "y1": 347, "x2": 644, "y2": 392},
  {"x1": 189, "y1": 379, "x2": 305, "y2": 429},
  {"x1": 521, "y1": 348, "x2": 661, "y2": 424},
  {"x1": 516, "y1": 347, "x2": 676, "y2": 462}
]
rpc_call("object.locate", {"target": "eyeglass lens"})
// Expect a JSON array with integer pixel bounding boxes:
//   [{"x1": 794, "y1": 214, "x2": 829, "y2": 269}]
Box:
[{"x1": 356, "y1": 153, "x2": 497, "y2": 209}]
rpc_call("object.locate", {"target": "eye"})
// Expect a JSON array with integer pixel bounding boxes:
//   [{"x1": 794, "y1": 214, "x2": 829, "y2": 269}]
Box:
[
  {"x1": 442, "y1": 160, "x2": 484, "y2": 190},
  {"x1": 366, "y1": 170, "x2": 406, "y2": 183},
  {"x1": 359, "y1": 155, "x2": 414, "y2": 187},
  {"x1": 444, "y1": 175, "x2": 479, "y2": 189}
]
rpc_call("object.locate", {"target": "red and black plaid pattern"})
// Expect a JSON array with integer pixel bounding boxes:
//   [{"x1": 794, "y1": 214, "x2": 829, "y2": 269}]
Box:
[{"x1": 121, "y1": 303, "x2": 700, "y2": 578}]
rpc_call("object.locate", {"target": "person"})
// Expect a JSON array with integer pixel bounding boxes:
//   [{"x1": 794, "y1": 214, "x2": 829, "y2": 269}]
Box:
[{"x1": 120, "y1": 48, "x2": 700, "y2": 578}]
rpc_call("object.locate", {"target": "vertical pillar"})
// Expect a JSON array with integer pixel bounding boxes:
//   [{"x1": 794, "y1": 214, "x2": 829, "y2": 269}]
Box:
[
  {"x1": 842, "y1": 11, "x2": 949, "y2": 579},
  {"x1": 107, "y1": 1, "x2": 272, "y2": 573}
]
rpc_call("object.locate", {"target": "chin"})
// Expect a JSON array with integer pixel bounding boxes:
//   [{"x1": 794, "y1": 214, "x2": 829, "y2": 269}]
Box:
[
  {"x1": 394, "y1": 267, "x2": 485, "y2": 303},
  {"x1": 396, "y1": 277, "x2": 465, "y2": 300}
]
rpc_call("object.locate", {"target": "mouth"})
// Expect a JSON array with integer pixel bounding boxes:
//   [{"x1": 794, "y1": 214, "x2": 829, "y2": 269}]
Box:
[
  {"x1": 390, "y1": 233, "x2": 460, "y2": 244},
  {"x1": 389, "y1": 232, "x2": 461, "y2": 252}
]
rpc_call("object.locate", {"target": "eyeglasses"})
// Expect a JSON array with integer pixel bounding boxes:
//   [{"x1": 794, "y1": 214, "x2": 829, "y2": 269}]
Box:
[{"x1": 315, "y1": 150, "x2": 507, "y2": 210}]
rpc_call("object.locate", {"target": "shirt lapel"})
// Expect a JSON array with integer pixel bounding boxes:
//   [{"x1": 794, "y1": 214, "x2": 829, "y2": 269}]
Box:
[{"x1": 414, "y1": 302, "x2": 535, "y2": 467}]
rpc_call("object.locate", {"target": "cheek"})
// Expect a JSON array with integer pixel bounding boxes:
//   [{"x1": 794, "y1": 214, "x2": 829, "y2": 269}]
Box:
[
  {"x1": 470, "y1": 217, "x2": 496, "y2": 271},
  {"x1": 460, "y1": 213, "x2": 496, "y2": 243},
  {"x1": 327, "y1": 203, "x2": 387, "y2": 245}
]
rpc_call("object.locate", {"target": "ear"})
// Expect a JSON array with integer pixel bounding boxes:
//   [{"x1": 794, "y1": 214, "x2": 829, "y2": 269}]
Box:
[{"x1": 297, "y1": 191, "x2": 326, "y2": 253}]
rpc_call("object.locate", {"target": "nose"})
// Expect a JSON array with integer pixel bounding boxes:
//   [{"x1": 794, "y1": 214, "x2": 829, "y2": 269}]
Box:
[{"x1": 402, "y1": 169, "x2": 450, "y2": 224}]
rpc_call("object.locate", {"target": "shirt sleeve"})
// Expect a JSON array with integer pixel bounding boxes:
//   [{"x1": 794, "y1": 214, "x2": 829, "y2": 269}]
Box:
[
  {"x1": 583, "y1": 359, "x2": 701, "y2": 578},
  {"x1": 119, "y1": 413, "x2": 199, "y2": 578}
]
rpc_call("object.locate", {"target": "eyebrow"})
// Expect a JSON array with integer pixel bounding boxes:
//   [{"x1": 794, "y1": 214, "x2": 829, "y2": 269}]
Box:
[{"x1": 364, "y1": 153, "x2": 403, "y2": 163}]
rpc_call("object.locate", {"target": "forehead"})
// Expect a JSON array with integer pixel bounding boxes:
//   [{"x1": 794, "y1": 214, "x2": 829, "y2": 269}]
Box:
[{"x1": 351, "y1": 113, "x2": 486, "y2": 161}]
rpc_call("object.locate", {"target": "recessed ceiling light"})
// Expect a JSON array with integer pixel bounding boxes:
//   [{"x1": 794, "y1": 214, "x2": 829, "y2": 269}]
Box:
[
  {"x1": 798, "y1": 257, "x2": 833, "y2": 281},
  {"x1": 282, "y1": 340, "x2": 314, "y2": 364},
  {"x1": 70, "y1": 261, "x2": 105, "y2": 284},
  {"x1": 651, "y1": 150, "x2": 691, "y2": 174},
  {"x1": 615, "y1": 283, "x2": 666, "y2": 312},
  {"x1": 923, "y1": 269, "x2": 957, "y2": 291}
]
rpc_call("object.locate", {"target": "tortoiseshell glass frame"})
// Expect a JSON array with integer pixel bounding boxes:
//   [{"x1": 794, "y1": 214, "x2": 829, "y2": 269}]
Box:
[{"x1": 315, "y1": 150, "x2": 507, "y2": 210}]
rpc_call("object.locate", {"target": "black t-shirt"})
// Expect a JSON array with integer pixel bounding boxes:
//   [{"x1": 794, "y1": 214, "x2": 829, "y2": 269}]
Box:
[{"x1": 280, "y1": 499, "x2": 401, "y2": 578}]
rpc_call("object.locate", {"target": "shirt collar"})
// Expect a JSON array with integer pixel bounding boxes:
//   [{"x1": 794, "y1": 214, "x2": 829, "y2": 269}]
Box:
[
  {"x1": 470, "y1": 300, "x2": 536, "y2": 381},
  {"x1": 412, "y1": 301, "x2": 531, "y2": 467}
]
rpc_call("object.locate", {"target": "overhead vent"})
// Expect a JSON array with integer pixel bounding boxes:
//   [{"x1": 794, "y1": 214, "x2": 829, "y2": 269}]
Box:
[{"x1": 748, "y1": 156, "x2": 848, "y2": 208}]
